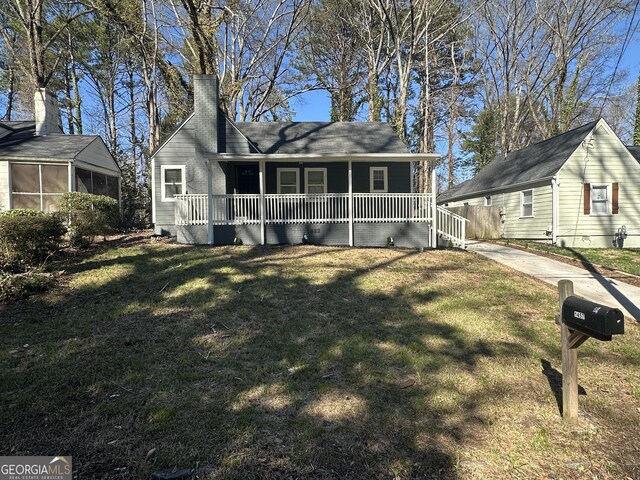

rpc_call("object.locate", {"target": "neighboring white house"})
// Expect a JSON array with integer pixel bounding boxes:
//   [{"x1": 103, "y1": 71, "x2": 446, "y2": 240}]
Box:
[
  {"x1": 0, "y1": 90, "x2": 121, "y2": 213},
  {"x1": 438, "y1": 119, "x2": 640, "y2": 248}
]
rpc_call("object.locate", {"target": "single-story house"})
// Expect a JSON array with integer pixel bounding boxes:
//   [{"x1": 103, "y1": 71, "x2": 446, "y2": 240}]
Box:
[
  {"x1": 0, "y1": 89, "x2": 121, "y2": 213},
  {"x1": 151, "y1": 74, "x2": 465, "y2": 248},
  {"x1": 438, "y1": 119, "x2": 640, "y2": 248}
]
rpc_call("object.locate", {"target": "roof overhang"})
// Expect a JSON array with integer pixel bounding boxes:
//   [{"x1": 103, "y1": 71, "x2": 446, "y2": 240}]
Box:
[
  {"x1": 209, "y1": 152, "x2": 440, "y2": 162},
  {"x1": 438, "y1": 176, "x2": 554, "y2": 203}
]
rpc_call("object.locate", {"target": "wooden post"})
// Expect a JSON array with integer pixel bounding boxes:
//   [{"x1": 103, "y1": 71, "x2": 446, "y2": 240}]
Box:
[
  {"x1": 558, "y1": 280, "x2": 577, "y2": 423},
  {"x1": 558, "y1": 280, "x2": 589, "y2": 423}
]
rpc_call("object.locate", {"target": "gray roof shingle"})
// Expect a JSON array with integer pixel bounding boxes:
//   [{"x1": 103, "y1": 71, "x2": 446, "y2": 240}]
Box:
[
  {"x1": 235, "y1": 121, "x2": 408, "y2": 154},
  {"x1": 439, "y1": 120, "x2": 598, "y2": 202},
  {"x1": 628, "y1": 146, "x2": 640, "y2": 162},
  {"x1": 0, "y1": 121, "x2": 100, "y2": 159}
]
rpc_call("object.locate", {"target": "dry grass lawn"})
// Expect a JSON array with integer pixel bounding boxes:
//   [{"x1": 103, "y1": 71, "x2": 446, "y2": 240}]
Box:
[{"x1": 1, "y1": 237, "x2": 639, "y2": 479}]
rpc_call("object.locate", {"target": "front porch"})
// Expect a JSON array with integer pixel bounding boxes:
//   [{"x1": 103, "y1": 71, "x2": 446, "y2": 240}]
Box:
[{"x1": 174, "y1": 193, "x2": 467, "y2": 248}]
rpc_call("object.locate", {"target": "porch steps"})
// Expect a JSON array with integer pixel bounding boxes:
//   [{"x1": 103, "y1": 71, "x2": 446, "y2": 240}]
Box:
[{"x1": 436, "y1": 206, "x2": 468, "y2": 249}]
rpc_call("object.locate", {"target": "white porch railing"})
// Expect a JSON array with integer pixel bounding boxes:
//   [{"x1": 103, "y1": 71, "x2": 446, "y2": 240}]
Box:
[
  {"x1": 437, "y1": 205, "x2": 468, "y2": 248},
  {"x1": 353, "y1": 193, "x2": 431, "y2": 222},
  {"x1": 265, "y1": 194, "x2": 349, "y2": 224},
  {"x1": 175, "y1": 193, "x2": 434, "y2": 225},
  {"x1": 175, "y1": 193, "x2": 468, "y2": 248}
]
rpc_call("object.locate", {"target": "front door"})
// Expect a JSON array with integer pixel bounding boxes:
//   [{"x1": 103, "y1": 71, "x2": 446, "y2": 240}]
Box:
[{"x1": 235, "y1": 165, "x2": 259, "y2": 194}]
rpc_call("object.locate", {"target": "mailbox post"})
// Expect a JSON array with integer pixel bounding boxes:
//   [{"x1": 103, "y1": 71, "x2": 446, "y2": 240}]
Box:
[{"x1": 557, "y1": 280, "x2": 624, "y2": 424}]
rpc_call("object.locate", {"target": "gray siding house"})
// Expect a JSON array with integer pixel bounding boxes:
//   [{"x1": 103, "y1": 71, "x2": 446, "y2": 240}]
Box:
[
  {"x1": 439, "y1": 119, "x2": 640, "y2": 248},
  {"x1": 0, "y1": 90, "x2": 121, "y2": 212},
  {"x1": 152, "y1": 75, "x2": 464, "y2": 248}
]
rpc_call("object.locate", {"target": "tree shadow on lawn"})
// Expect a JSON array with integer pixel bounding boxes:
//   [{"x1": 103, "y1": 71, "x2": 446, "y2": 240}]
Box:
[{"x1": 0, "y1": 244, "x2": 615, "y2": 478}]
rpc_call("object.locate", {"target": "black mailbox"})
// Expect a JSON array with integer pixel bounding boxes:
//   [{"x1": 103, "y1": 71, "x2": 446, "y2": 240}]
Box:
[{"x1": 562, "y1": 296, "x2": 624, "y2": 341}]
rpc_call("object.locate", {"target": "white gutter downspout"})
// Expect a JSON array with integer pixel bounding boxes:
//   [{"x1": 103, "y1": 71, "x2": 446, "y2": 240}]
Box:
[
  {"x1": 551, "y1": 176, "x2": 558, "y2": 245},
  {"x1": 207, "y1": 159, "x2": 214, "y2": 245}
]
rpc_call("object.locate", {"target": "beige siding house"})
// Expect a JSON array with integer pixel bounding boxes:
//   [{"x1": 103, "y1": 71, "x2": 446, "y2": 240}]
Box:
[{"x1": 439, "y1": 119, "x2": 640, "y2": 248}]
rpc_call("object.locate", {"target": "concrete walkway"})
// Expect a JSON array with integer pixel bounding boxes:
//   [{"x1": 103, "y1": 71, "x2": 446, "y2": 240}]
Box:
[{"x1": 466, "y1": 241, "x2": 640, "y2": 322}]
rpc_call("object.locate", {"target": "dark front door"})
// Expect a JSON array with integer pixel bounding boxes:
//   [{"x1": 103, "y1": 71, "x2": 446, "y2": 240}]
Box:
[{"x1": 235, "y1": 165, "x2": 259, "y2": 194}]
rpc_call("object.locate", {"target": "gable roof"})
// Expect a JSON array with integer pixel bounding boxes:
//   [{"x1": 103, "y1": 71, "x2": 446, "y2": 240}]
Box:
[
  {"x1": 0, "y1": 121, "x2": 102, "y2": 160},
  {"x1": 439, "y1": 120, "x2": 599, "y2": 202},
  {"x1": 234, "y1": 121, "x2": 408, "y2": 154},
  {"x1": 628, "y1": 146, "x2": 640, "y2": 163}
]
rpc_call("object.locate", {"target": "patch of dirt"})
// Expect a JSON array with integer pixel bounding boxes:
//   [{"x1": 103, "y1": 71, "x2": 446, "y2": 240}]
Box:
[{"x1": 490, "y1": 241, "x2": 640, "y2": 288}]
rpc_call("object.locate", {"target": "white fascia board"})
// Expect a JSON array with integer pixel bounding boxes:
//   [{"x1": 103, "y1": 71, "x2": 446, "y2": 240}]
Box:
[{"x1": 209, "y1": 152, "x2": 441, "y2": 163}]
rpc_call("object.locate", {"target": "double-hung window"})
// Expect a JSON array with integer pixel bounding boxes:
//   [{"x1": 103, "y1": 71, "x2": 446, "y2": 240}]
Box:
[
  {"x1": 584, "y1": 183, "x2": 618, "y2": 215},
  {"x1": 304, "y1": 168, "x2": 327, "y2": 194},
  {"x1": 370, "y1": 167, "x2": 388, "y2": 193},
  {"x1": 521, "y1": 190, "x2": 533, "y2": 217},
  {"x1": 484, "y1": 195, "x2": 492, "y2": 206},
  {"x1": 277, "y1": 168, "x2": 300, "y2": 194},
  {"x1": 161, "y1": 165, "x2": 185, "y2": 201},
  {"x1": 591, "y1": 184, "x2": 610, "y2": 215}
]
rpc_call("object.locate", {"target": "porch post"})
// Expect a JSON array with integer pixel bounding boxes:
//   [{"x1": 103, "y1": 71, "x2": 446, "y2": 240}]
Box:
[
  {"x1": 348, "y1": 160, "x2": 353, "y2": 246},
  {"x1": 259, "y1": 160, "x2": 265, "y2": 245},
  {"x1": 207, "y1": 159, "x2": 213, "y2": 245},
  {"x1": 431, "y1": 165, "x2": 437, "y2": 249}
]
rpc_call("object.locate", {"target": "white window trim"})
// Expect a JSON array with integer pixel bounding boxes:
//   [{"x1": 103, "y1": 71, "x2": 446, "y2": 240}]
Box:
[
  {"x1": 484, "y1": 195, "x2": 492, "y2": 206},
  {"x1": 304, "y1": 167, "x2": 327, "y2": 194},
  {"x1": 161, "y1": 165, "x2": 186, "y2": 202},
  {"x1": 277, "y1": 168, "x2": 300, "y2": 194},
  {"x1": 590, "y1": 183, "x2": 612, "y2": 216},
  {"x1": 520, "y1": 189, "x2": 534, "y2": 218},
  {"x1": 370, "y1": 166, "x2": 388, "y2": 193}
]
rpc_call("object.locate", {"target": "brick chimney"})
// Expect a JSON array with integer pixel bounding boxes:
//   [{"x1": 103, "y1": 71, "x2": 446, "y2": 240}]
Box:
[
  {"x1": 34, "y1": 89, "x2": 61, "y2": 136},
  {"x1": 193, "y1": 75, "x2": 219, "y2": 154}
]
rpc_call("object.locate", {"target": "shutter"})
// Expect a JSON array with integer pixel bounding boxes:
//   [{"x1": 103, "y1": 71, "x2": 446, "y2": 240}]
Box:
[
  {"x1": 584, "y1": 183, "x2": 590, "y2": 215},
  {"x1": 612, "y1": 183, "x2": 619, "y2": 214}
]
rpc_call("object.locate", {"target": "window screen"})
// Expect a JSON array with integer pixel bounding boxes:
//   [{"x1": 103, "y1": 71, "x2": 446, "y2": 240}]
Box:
[
  {"x1": 107, "y1": 176, "x2": 119, "y2": 199},
  {"x1": 11, "y1": 163, "x2": 68, "y2": 212},
  {"x1": 41, "y1": 165, "x2": 68, "y2": 193},
  {"x1": 76, "y1": 168, "x2": 92, "y2": 193},
  {"x1": 11, "y1": 164, "x2": 40, "y2": 193}
]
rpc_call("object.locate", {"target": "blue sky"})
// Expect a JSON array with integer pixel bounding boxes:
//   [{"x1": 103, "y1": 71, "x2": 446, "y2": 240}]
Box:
[{"x1": 292, "y1": 37, "x2": 640, "y2": 124}]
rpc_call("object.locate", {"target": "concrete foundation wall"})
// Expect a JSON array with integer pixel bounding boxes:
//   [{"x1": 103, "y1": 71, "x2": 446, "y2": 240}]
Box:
[{"x1": 174, "y1": 222, "x2": 433, "y2": 248}]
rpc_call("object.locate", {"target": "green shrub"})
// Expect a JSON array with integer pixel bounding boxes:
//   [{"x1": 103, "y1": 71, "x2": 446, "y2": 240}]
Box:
[
  {"x1": 0, "y1": 271, "x2": 55, "y2": 303},
  {"x1": 59, "y1": 192, "x2": 121, "y2": 247},
  {"x1": 1, "y1": 209, "x2": 45, "y2": 218},
  {"x1": 0, "y1": 214, "x2": 66, "y2": 271}
]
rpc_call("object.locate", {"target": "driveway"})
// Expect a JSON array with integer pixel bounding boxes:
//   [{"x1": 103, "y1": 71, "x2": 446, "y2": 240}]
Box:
[{"x1": 467, "y1": 241, "x2": 640, "y2": 322}]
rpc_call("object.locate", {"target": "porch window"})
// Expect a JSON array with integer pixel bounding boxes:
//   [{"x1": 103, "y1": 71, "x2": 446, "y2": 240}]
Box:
[
  {"x1": 370, "y1": 167, "x2": 388, "y2": 193},
  {"x1": 161, "y1": 165, "x2": 185, "y2": 201},
  {"x1": 277, "y1": 168, "x2": 299, "y2": 194},
  {"x1": 521, "y1": 189, "x2": 533, "y2": 217},
  {"x1": 11, "y1": 163, "x2": 68, "y2": 212},
  {"x1": 304, "y1": 168, "x2": 327, "y2": 194}
]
